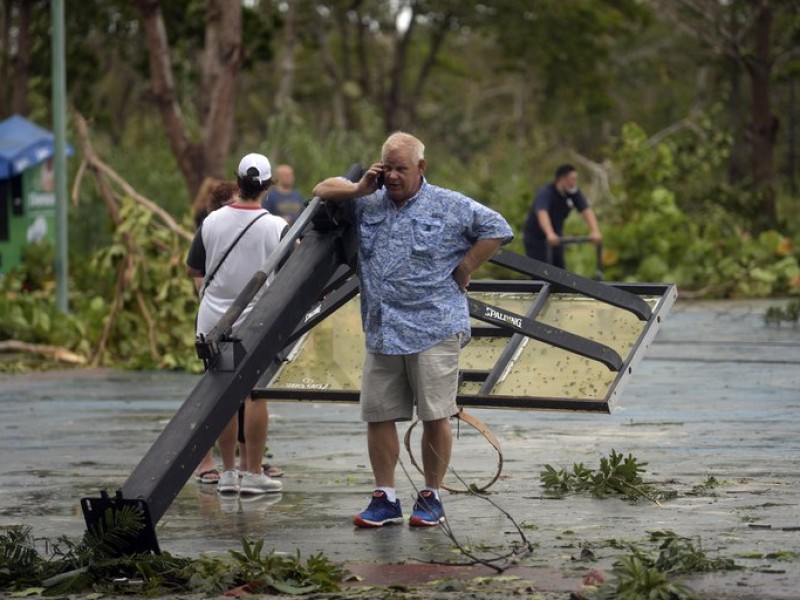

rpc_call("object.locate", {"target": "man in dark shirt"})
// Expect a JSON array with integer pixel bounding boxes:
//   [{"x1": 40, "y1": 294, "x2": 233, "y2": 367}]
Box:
[
  {"x1": 523, "y1": 164, "x2": 601, "y2": 269},
  {"x1": 262, "y1": 164, "x2": 305, "y2": 224}
]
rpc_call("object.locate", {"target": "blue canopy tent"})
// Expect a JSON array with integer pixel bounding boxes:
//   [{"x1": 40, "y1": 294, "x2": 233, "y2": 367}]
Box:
[
  {"x1": 0, "y1": 114, "x2": 73, "y2": 274},
  {"x1": 0, "y1": 114, "x2": 72, "y2": 177}
]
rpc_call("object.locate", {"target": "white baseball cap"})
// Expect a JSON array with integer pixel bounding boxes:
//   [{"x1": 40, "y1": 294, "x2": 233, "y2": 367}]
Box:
[{"x1": 237, "y1": 153, "x2": 272, "y2": 184}]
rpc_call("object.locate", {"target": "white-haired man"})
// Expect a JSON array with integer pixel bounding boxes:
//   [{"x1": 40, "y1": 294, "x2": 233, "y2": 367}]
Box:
[{"x1": 313, "y1": 133, "x2": 513, "y2": 527}]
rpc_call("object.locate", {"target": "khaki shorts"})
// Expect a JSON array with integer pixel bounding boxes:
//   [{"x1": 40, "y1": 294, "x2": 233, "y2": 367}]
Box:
[{"x1": 360, "y1": 335, "x2": 460, "y2": 423}]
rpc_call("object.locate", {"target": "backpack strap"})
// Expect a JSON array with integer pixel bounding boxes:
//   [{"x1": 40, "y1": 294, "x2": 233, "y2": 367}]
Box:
[{"x1": 200, "y1": 211, "x2": 269, "y2": 299}]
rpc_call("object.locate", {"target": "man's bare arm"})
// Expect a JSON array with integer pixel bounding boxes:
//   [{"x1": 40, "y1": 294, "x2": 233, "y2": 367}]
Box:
[
  {"x1": 453, "y1": 238, "x2": 504, "y2": 292},
  {"x1": 581, "y1": 208, "x2": 602, "y2": 244},
  {"x1": 312, "y1": 162, "x2": 383, "y2": 202},
  {"x1": 536, "y1": 210, "x2": 560, "y2": 246}
]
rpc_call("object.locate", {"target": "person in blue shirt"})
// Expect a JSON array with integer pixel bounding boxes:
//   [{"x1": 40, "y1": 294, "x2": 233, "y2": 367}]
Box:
[
  {"x1": 523, "y1": 164, "x2": 602, "y2": 269},
  {"x1": 262, "y1": 164, "x2": 306, "y2": 224},
  {"x1": 313, "y1": 132, "x2": 513, "y2": 528}
]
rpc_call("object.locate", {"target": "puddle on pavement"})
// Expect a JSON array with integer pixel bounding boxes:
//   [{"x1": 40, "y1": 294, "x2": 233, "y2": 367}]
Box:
[{"x1": 1, "y1": 300, "x2": 799, "y2": 598}]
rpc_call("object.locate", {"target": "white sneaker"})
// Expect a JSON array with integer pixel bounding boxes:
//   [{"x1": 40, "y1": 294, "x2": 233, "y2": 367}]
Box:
[
  {"x1": 217, "y1": 469, "x2": 240, "y2": 495},
  {"x1": 240, "y1": 471, "x2": 282, "y2": 495}
]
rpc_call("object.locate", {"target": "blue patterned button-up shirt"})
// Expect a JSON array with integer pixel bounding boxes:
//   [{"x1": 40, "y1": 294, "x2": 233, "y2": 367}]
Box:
[{"x1": 354, "y1": 178, "x2": 513, "y2": 355}]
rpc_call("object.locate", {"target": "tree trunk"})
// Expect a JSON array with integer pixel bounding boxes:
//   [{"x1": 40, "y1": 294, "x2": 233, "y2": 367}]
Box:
[
  {"x1": 10, "y1": 0, "x2": 33, "y2": 116},
  {"x1": 334, "y1": 4, "x2": 352, "y2": 80},
  {"x1": 199, "y1": 0, "x2": 223, "y2": 121},
  {"x1": 0, "y1": 1, "x2": 10, "y2": 115},
  {"x1": 132, "y1": 0, "x2": 201, "y2": 195},
  {"x1": 788, "y1": 77, "x2": 797, "y2": 196},
  {"x1": 727, "y1": 61, "x2": 747, "y2": 184},
  {"x1": 407, "y1": 10, "x2": 451, "y2": 124},
  {"x1": 384, "y1": 5, "x2": 417, "y2": 132},
  {"x1": 273, "y1": 0, "x2": 298, "y2": 114},
  {"x1": 355, "y1": 4, "x2": 371, "y2": 98},
  {"x1": 317, "y1": 24, "x2": 349, "y2": 131},
  {"x1": 200, "y1": 0, "x2": 242, "y2": 182},
  {"x1": 747, "y1": 0, "x2": 777, "y2": 227},
  {"x1": 130, "y1": 0, "x2": 241, "y2": 199}
]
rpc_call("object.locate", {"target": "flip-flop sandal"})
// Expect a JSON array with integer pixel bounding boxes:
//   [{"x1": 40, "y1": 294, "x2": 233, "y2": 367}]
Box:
[
  {"x1": 262, "y1": 464, "x2": 284, "y2": 478},
  {"x1": 195, "y1": 468, "x2": 221, "y2": 484}
]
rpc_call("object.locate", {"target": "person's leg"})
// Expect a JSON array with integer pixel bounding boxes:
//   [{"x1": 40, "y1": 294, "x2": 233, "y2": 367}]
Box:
[
  {"x1": 194, "y1": 449, "x2": 218, "y2": 482},
  {"x1": 239, "y1": 397, "x2": 282, "y2": 494},
  {"x1": 421, "y1": 418, "x2": 452, "y2": 489},
  {"x1": 361, "y1": 351, "x2": 412, "y2": 489},
  {"x1": 407, "y1": 336, "x2": 459, "y2": 526},
  {"x1": 237, "y1": 441, "x2": 248, "y2": 472},
  {"x1": 367, "y1": 421, "x2": 400, "y2": 487},
  {"x1": 526, "y1": 237, "x2": 548, "y2": 263},
  {"x1": 242, "y1": 396, "x2": 267, "y2": 474},
  {"x1": 218, "y1": 413, "x2": 239, "y2": 471},
  {"x1": 354, "y1": 420, "x2": 403, "y2": 527},
  {"x1": 354, "y1": 352, "x2": 411, "y2": 527},
  {"x1": 409, "y1": 336, "x2": 459, "y2": 488},
  {"x1": 239, "y1": 400, "x2": 283, "y2": 477},
  {"x1": 217, "y1": 411, "x2": 241, "y2": 494},
  {"x1": 551, "y1": 244, "x2": 565, "y2": 269},
  {"x1": 194, "y1": 362, "x2": 219, "y2": 482}
]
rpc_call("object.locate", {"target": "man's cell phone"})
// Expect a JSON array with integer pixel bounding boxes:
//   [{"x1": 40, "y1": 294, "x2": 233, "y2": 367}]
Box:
[{"x1": 376, "y1": 169, "x2": 385, "y2": 189}]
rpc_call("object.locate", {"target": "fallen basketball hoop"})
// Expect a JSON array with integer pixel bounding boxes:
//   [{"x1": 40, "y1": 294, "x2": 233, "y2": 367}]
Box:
[
  {"x1": 253, "y1": 263, "x2": 676, "y2": 492},
  {"x1": 81, "y1": 164, "x2": 676, "y2": 554}
]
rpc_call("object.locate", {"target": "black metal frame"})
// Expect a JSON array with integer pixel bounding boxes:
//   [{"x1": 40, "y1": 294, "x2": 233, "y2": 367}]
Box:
[
  {"x1": 478, "y1": 283, "x2": 551, "y2": 395},
  {"x1": 466, "y1": 295, "x2": 623, "y2": 370},
  {"x1": 253, "y1": 270, "x2": 677, "y2": 414}
]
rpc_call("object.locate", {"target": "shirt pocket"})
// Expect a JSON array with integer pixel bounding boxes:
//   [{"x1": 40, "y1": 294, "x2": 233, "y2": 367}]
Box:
[
  {"x1": 411, "y1": 216, "x2": 444, "y2": 258},
  {"x1": 359, "y1": 211, "x2": 387, "y2": 258}
]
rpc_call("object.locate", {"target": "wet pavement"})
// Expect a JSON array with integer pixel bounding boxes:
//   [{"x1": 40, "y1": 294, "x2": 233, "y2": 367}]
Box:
[{"x1": 1, "y1": 299, "x2": 799, "y2": 598}]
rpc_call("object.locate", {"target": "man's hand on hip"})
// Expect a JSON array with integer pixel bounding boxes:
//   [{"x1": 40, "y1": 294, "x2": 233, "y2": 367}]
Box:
[
  {"x1": 453, "y1": 263, "x2": 471, "y2": 293},
  {"x1": 453, "y1": 238, "x2": 505, "y2": 293}
]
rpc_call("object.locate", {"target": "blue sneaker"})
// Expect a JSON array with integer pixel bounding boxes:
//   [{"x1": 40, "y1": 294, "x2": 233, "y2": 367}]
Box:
[
  {"x1": 353, "y1": 490, "x2": 404, "y2": 528},
  {"x1": 409, "y1": 490, "x2": 445, "y2": 527}
]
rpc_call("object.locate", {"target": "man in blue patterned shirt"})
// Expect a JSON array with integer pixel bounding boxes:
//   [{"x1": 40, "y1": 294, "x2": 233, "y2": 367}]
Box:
[{"x1": 313, "y1": 132, "x2": 513, "y2": 528}]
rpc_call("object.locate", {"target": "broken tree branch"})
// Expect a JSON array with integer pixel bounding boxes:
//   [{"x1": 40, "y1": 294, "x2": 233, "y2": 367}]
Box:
[
  {"x1": 569, "y1": 152, "x2": 620, "y2": 207},
  {"x1": 0, "y1": 340, "x2": 87, "y2": 365},
  {"x1": 644, "y1": 111, "x2": 708, "y2": 149},
  {"x1": 72, "y1": 110, "x2": 193, "y2": 242},
  {"x1": 71, "y1": 158, "x2": 87, "y2": 207}
]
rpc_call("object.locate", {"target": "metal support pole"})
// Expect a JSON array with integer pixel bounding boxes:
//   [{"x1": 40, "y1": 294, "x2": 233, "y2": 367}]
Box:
[{"x1": 51, "y1": 0, "x2": 69, "y2": 313}]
